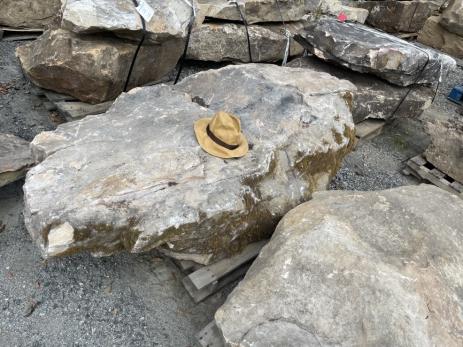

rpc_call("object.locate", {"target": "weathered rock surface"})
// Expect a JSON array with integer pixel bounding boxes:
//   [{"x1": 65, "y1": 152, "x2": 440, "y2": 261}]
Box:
[
  {"x1": 441, "y1": 0, "x2": 463, "y2": 36},
  {"x1": 198, "y1": 0, "x2": 306, "y2": 24},
  {"x1": 288, "y1": 56, "x2": 435, "y2": 123},
  {"x1": 216, "y1": 185, "x2": 463, "y2": 347},
  {"x1": 61, "y1": 0, "x2": 192, "y2": 43},
  {"x1": 24, "y1": 64, "x2": 355, "y2": 260},
  {"x1": 425, "y1": 111, "x2": 463, "y2": 182},
  {"x1": 418, "y1": 16, "x2": 463, "y2": 59},
  {"x1": 0, "y1": 0, "x2": 62, "y2": 29},
  {"x1": 295, "y1": 17, "x2": 456, "y2": 87},
  {"x1": 354, "y1": 1, "x2": 432, "y2": 33},
  {"x1": 187, "y1": 23, "x2": 304, "y2": 63},
  {"x1": 0, "y1": 134, "x2": 33, "y2": 187},
  {"x1": 16, "y1": 29, "x2": 183, "y2": 104},
  {"x1": 305, "y1": 0, "x2": 369, "y2": 24}
]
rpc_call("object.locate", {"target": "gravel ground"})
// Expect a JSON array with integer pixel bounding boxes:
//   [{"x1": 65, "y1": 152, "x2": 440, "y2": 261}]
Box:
[{"x1": 1, "y1": 36, "x2": 462, "y2": 346}]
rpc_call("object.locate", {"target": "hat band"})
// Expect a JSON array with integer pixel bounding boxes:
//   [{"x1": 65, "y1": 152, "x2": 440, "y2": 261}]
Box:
[{"x1": 206, "y1": 125, "x2": 240, "y2": 151}]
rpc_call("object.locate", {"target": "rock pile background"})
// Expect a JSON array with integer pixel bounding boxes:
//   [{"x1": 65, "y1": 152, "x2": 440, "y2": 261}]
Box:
[{"x1": 418, "y1": 0, "x2": 463, "y2": 58}]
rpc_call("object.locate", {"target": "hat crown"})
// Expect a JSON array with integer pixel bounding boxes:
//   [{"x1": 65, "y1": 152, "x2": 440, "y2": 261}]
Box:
[{"x1": 209, "y1": 111, "x2": 242, "y2": 146}]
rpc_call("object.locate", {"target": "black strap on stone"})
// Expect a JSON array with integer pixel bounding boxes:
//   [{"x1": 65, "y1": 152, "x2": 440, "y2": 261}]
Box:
[
  {"x1": 174, "y1": 3, "x2": 196, "y2": 85},
  {"x1": 206, "y1": 125, "x2": 240, "y2": 150},
  {"x1": 232, "y1": 1, "x2": 253, "y2": 63},
  {"x1": 124, "y1": 0, "x2": 146, "y2": 92}
]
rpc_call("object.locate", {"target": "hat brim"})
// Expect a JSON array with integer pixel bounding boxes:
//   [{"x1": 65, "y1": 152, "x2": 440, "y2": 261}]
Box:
[{"x1": 194, "y1": 118, "x2": 249, "y2": 159}]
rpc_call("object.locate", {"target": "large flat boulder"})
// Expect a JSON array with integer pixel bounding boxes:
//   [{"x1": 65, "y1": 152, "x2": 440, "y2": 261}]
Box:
[
  {"x1": 16, "y1": 29, "x2": 183, "y2": 104},
  {"x1": 288, "y1": 56, "x2": 435, "y2": 123},
  {"x1": 354, "y1": 1, "x2": 432, "y2": 33},
  {"x1": 216, "y1": 185, "x2": 463, "y2": 346},
  {"x1": 61, "y1": 0, "x2": 192, "y2": 43},
  {"x1": 418, "y1": 16, "x2": 463, "y2": 59},
  {"x1": 23, "y1": 64, "x2": 355, "y2": 261},
  {"x1": 187, "y1": 23, "x2": 304, "y2": 63},
  {"x1": 0, "y1": 134, "x2": 34, "y2": 187},
  {"x1": 0, "y1": 0, "x2": 62, "y2": 29},
  {"x1": 198, "y1": 0, "x2": 306, "y2": 24},
  {"x1": 425, "y1": 111, "x2": 463, "y2": 183},
  {"x1": 441, "y1": 0, "x2": 463, "y2": 36},
  {"x1": 294, "y1": 17, "x2": 456, "y2": 87}
]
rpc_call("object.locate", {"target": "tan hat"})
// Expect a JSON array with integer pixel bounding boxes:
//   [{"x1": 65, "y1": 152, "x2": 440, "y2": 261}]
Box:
[{"x1": 194, "y1": 111, "x2": 249, "y2": 159}]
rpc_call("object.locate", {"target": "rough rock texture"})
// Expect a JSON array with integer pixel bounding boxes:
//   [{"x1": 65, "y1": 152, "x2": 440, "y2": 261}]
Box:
[
  {"x1": 305, "y1": 0, "x2": 369, "y2": 24},
  {"x1": 441, "y1": 0, "x2": 463, "y2": 36},
  {"x1": 425, "y1": 111, "x2": 463, "y2": 182},
  {"x1": 354, "y1": 1, "x2": 432, "y2": 33},
  {"x1": 23, "y1": 64, "x2": 355, "y2": 260},
  {"x1": 0, "y1": 0, "x2": 62, "y2": 29},
  {"x1": 295, "y1": 17, "x2": 456, "y2": 87},
  {"x1": 61, "y1": 0, "x2": 192, "y2": 43},
  {"x1": 198, "y1": 0, "x2": 306, "y2": 23},
  {"x1": 187, "y1": 23, "x2": 304, "y2": 63},
  {"x1": 216, "y1": 185, "x2": 463, "y2": 347},
  {"x1": 288, "y1": 56, "x2": 435, "y2": 123},
  {"x1": 418, "y1": 16, "x2": 463, "y2": 59},
  {"x1": 16, "y1": 29, "x2": 183, "y2": 104},
  {"x1": 0, "y1": 134, "x2": 33, "y2": 187}
]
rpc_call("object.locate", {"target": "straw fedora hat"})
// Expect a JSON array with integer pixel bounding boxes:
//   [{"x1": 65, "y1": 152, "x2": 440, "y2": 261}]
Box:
[{"x1": 194, "y1": 111, "x2": 249, "y2": 159}]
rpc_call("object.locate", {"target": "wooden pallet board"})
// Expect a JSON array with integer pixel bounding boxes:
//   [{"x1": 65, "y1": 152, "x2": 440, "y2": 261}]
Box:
[
  {"x1": 355, "y1": 119, "x2": 385, "y2": 141},
  {"x1": 196, "y1": 321, "x2": 225, "y2": 347},
  {"x1": 181, "y1": 240, "x2": 268, "y2": 303},
  {"x1": 0, "y1": 27, "x2": 43, "y2": 41},
  {"x1": 404, "y1": 154, "x2": 463, "y2": 197}
]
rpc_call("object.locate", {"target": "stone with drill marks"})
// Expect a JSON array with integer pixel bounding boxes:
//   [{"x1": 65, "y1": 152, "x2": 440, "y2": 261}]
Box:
[
  {"x1": 0, "y1": 134, "x2": 34, "y2": 187},
  {"x1": 187, "y1": 22, "x2": 304, "y2": 63},
  {"x1": 24, "y1": 64, "x2": 355, "y2": 261},
  {"x1": 294, "y1": 17, "x2": 456, "y2": 87},
  {"x1": 215, "y1": 185, "x2": 463, "y2": 347},
  {"x1": 16, "y1": 29, "x2": 183, "y2": 104},
  {"x1": 197, "y1": 0, "x2": 306, "y2": 24}
]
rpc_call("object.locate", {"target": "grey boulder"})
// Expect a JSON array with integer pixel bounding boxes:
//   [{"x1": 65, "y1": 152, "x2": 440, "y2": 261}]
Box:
[
  {"x1": 24, "y1": 64, "x2": 355, "y2": 260},
  {"x1": 187, "y1": 22, "x2": 304, "y2": 63},
  {"x1": 216, "y1": 185, "x2": 463, "y2": 347},
  {"x1": 294, "y1": 17, "x2": 456, "y2": 87},
  {"x1": 288, "y1": 56, "x2": 435, "y2": 123},
  {"x1": 61, "y1": 0, "x2": 193, "y2": 43},
  {"x1": 16, "y1": 29, "x2": 183, "y2": 104},
  {"x1": 425, "y1": 111, "x2": 463, "y2": 183},
  {"x1": 418, "y1": 16, "x2": 463, "y2": 59},
  {"x1": 0, "y1": 0, "x2": 62, "y2": 29},
  {"x1": 0, "y1": 134, "x2": 33, "y2": 188},
  {"x1": 441, "y1": 0, "x2": 463, "y2": 36},
  {"x1": 305, "y1": 0, "x2": 369, "y2": 24},
  {"x1": 198, "y1": 0, "x2": 306, "y2": 24}
]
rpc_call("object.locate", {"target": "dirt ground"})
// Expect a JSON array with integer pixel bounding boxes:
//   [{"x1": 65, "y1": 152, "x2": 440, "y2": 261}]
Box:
[{"x1": 0, "y1": 38, "x2": 461, "y2": 346}]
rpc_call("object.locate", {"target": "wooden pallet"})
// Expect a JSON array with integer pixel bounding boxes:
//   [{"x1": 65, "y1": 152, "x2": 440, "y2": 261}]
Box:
[
  {"x1": 404, "y1": 154, "x2": 463, "y2": 197},
  {"x1": 177, "y1": 240, "x2": 268, "y2": 303},
  {"x1": 196, "y1": 321, "x2": 225, "y2": 347},
  {"x1": 0, "y1": 27, "x2": 43, "y2": 41}
]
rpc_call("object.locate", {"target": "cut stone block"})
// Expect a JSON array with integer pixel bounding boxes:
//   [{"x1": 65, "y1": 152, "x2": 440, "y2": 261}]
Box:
[{"x1": 294, "y1": 17, "x2": 456, "y2": 86}]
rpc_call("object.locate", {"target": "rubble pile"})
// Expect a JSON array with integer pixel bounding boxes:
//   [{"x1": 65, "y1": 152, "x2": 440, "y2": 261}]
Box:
[
  {"x1": 216, "y1": 185, "x2": 463, "y2": 346},
  {"x1": 418, "y1": 0, "x2": 463, "y2": 58},
  {"x1": 16, "y1": 0, "x2": 192, "y2": 103},
  {"x1": 349, "y1": 0, "x2": 446, "y2": 33},
  {"x1": 293, "y1": 17, "x2": 455, "y2": 123},
  {"x1": 23, "y1": 64, "x2": 355, "y2": 260}
]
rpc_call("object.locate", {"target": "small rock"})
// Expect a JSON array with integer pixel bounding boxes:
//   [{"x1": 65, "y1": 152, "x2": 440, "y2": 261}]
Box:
[
  {"x1": 0, "y1": 133, "x2": 34, "y2": 188},
  {"x1": 440, "y1": 0, "x2": 463, "y2": 36}
]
